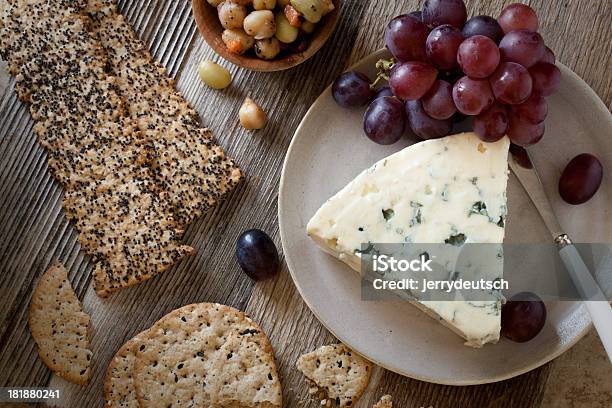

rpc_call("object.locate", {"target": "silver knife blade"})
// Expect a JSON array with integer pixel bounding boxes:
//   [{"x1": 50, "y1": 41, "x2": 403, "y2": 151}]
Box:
[{"x1": 508, "y1": 147, "x2": 563, "y2": 239}]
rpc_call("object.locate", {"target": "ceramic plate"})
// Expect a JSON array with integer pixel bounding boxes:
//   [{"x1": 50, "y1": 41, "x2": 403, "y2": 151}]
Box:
[{"x1": 278, "y1": 49, "x2": 612, "y2": 385}]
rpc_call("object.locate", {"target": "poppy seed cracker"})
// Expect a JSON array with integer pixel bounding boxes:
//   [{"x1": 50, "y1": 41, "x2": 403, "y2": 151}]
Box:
[
  {"x1": 133, "y1": 303, "x2": 282, "y2": 408},
  {"x1": 296, "y1": 343, "x2": 372, "y2": 407},
  {"x1": 28, "y1": 262, "x2": 93, "y2": 385}
]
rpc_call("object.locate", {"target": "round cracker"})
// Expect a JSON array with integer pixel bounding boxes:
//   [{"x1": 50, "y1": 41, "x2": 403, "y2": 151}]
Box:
[
  {"x1": 28, "y1": 262, "x2": 92, "y2": 385},
  {"x1": 133, "y1": 303, "x2": 282, "y2": 407},
  {"x1": 104, "y1": 329, "x2": 149, "y2": 408}
]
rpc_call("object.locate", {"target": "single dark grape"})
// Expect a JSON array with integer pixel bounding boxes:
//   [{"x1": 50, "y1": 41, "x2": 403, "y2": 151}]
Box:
[
  {"x1": 457, "y1": 35, "x2": 500, "y2": 78},
  {"x1": 363, "y1": 97, "x2": 406, "y2": 145},
  {"x1": 498, "y1": 3, "x2": 539, "y2": 34},
  {"x1": 501, "y1": 292, "x2": 546, "y2": 343},
  {"x1": 529, "y1": 62, "x2": 561, "y2": 96},
  {"x1": 489, "y1": 62, "x2": 533, "y2": 105},
  {"x1": 422, "y1": 0, "x2": 467, "y2": 29},
  {"x1": 559, "y1": 153, "x2": 603, "y2": 205},
  {"x1": 384, "y1": 14, "x2": 429, "y2": 62},
  {"x1": 507, "y1": 115, "x2": 545, "y2": 146},
  {"x1": 499, "y1": 30, "x2": 545, "y2": 68},
  {"x1": 389, "y1": 61, "x2": 438, "y2": 100},
  {"x1": 426, "y1": 24, "x2": 464, "y2": 70},
  {"x1": 405, "y1": 100, "x2": 452, "y2": 139},
  {"x1": 236, "y1": 229, "x2": 280, "y2": 281},
  {"x1": 421, "y1": 79, "x2": 456, "y2": 120},
  {"x1": 511, "y1": 93, "x2": 547, "y2": 124},
  {"x1": 452, "y1": 76, "x2": 494, "y2": 115},
  {"x1": 473, "y1": 103, "x2": 508, "y2": 142},
  {"x1": 332, "y1": 71, "x2": 374, "y2": 108},
  {"x1": 462, "y1": 15, "x2": 503, "y2": 43},
  {"x1": 373, "y1": 85, "x2": 394, "y2": 100}
]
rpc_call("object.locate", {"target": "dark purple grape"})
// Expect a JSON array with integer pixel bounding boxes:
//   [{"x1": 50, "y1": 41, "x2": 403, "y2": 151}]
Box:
[
  {"x1": 422, "y1": 0, "x2": 467, "y2": 29},
  {"x1": 539, "y1": 46, "x2": 556, "y2": 64},
  {"x1": 473, "y1": 103, "x2": 508, "y2": 142},
  {"x1": 501, "y1": 292, "x2": 546, "y2": 343},
  {"x1": 457, "y1": 35, "x2": 500, "y2": 78},
  {"x1": 332, "y1": 71, "x2": 374, "y2": 108},
  {"x1": 408, "y1": 10, "x2": 423, "y2": 21},
  {"x1": 452, "y1": 76, "x2": 494, "y2": 115},
  {"x1": 389, "y1": 61, "x2": 438, "y2": 101},
  {"x1": 509, "y1": 143, "x2": 533, "y2": 169},
  {"x1": 363, "y1": 97, "x2": 406, "y2": 145},
  {"x1": 421, "y1": 79, "x2": 456, "y2": 120},
  {"x1": 236, "y1": 229, "x2": 280, "y2": 281},
  {"x1": 499, "y1": 30, "x2": 545, "y2": 68},
  {"x1": 373, "y1": 85, "x2": 394, "y2": 100},
  {"x1": 529, "y1": 62, "x2": 561, "y2": 96},
  {"x1": 511, "y1": 93, "x2": 547, "y2": 124},
  {"x1": 490, "y1": 62, "x2": 533, "y2": 105},
  {"x1": 426, "y1": 24, "x2": 464, "y2": 70},
  {"x1": 405, "y1": 100, "x2": 452, "y2": 139},
  {"x1": 507, "y1": 115, "x2": 544, "y2": 146},
  {"x1": 384, "y1": 15, "x2": 429, "y2": 62},
  {"x1": 498, "y1": 3, "x2": 539, "y2": 34},
  {"x1": 559, "y1": 154, "x2": 603, "y2": 205},
  {"x1": 462, "y1": 15, "x2": 503, "y2": 43}
]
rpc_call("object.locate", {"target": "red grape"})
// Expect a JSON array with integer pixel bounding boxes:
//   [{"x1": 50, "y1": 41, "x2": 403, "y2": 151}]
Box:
[
  {"x1": 509, "y1": 143, "x2": 533, "y2": 169},
  {"x1": 529, "y1": 62, "x2": 561, "y2": 96},
  {"x1": 490, "y1": 62, "x2": 533, "y2": 105},
  {"x1": 426, "y1": 25, "x2": 464, "y2": 70},
  {"x1": 332, "y1": 71, "x2": 374, "y2": 108},
  {"x1": 405, "y1": 100, "x2": 452, "y2": 139},
  {"x1": 457, "y1": 35, "x2": 500, "y2": 78},
  {"x1": 473, "y1": 103, "x2": 508, "y2": 142},
  {"x1": 384, "y1": 15, "x2": 429, "y2": 62},
  {"x1": 452, "y1": 76, "x2": 494, "y2": 115},
  {"x1": 462, "y1": 15, "x2": 504, "y2": 43},
  {"x1": 422, "y1": 0, "x2": 467, "y2": 29},
  {"x1": 389, "y1": 61, "x2": 438, "y2": 101},
  {"x1": 539, "y1": 46, "x2": 556, "y2": 64},
  {"x1": 511, "y1": 93, "x2": 547, "y2": 124},
  {"x1": 507, "y1": 115, "x2": 544, "y2": 146},
  {"x1": 559, "y1": 153, "x2": 603, "y2": 205},
  {"x1": 363, "y1": 97, "x2": 406, "y2": 145},
  {"x1": 499, "y1": 30, "x2": 545, "y2": 68},
  {"x1": 422, "y1": 80, "x2": 456, "y2": 120},
  {"x1": 498, "y1": 3, "x2": 539, "y2": 33},
  {"x1": 501, "y1": 292, "x2": 546, "y2": 343}
]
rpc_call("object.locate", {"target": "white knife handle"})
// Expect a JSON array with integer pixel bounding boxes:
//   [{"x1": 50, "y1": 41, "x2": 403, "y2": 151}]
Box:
[{"x1": 558, "y1": 242, "x2": 612, "y2": 362}]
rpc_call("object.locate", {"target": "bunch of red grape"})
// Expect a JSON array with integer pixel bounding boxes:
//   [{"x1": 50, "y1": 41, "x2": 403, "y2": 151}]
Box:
[{"x1": 332, "y1": 1, "x2": 561, "y2": 147}]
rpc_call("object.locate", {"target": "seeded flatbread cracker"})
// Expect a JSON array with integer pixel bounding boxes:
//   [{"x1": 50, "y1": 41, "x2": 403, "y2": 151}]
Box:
[
  {"x1": 104, "y1": 330, "x2": 149, "y2": 408},
  {"x1": 28, "y1": 262, "x2": 92, "y2": 385},
  {"x1": 133, "y1": 303, "x2": 282, "y2": 408},
  {"x1": 373, "y1": 395, "x2": 393, "y2": 408},
  {"x1": 296, "y1": 343, "x2": 372, "y2": 407}
]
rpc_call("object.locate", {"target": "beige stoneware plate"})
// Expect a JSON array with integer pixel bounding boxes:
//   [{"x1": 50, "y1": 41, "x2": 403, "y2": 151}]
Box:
[{"x1": 278, "y1": 49, "x2": 612, "y2": 385}]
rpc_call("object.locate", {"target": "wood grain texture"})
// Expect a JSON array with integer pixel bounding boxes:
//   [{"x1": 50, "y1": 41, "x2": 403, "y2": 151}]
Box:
[{"x1": 0, "y1": 0, "x2": 610, "y2": 407}]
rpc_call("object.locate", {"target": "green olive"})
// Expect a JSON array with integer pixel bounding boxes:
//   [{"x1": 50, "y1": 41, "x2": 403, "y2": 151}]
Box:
[
  {"x1": 198, "y1": 60, "x2": 231, "y2": 90},
  {"x1": 253, "y1": 0, "x2": 276, "y2": 10},
  {"x1": 274, "y1": 12, "x2": 299, "y2": 43}
]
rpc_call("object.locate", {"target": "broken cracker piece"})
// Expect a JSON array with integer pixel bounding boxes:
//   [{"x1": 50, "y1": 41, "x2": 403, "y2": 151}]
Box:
[
  {"x1": 296, "y1": 343, "x2": 371, "y2": 408},
  {"x1": 28, "y1": 262, "x2": 92, "y2": 385},
  {"x1": 373, "y1": 395, "x2": 393, "y2": 408}
]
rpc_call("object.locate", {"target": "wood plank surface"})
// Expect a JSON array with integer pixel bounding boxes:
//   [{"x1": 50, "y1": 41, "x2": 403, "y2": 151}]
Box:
[{"x1": 0, "y1": 0, "x2": 610, "y2": 407}]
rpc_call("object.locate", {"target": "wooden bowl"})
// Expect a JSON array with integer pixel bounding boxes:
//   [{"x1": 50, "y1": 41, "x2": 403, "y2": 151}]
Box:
[{"x1": 192, "y1": 0, "x2": 340, "y2": 72}]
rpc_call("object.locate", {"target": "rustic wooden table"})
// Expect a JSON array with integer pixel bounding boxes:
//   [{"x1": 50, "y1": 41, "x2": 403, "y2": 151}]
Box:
[{"x1": 0, "y1": 0, "x2": 610, "y2": 407}]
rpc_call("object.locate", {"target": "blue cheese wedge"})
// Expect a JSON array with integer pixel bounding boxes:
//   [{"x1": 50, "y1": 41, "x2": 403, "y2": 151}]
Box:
[{"x1": 307, "y1": 132, "x2": 510, "y2": 347}]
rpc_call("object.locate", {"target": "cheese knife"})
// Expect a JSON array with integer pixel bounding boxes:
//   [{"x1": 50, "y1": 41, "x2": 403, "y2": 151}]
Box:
[{"x1": 509, "y1": 148, "x2": 612, "y2": 362}]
